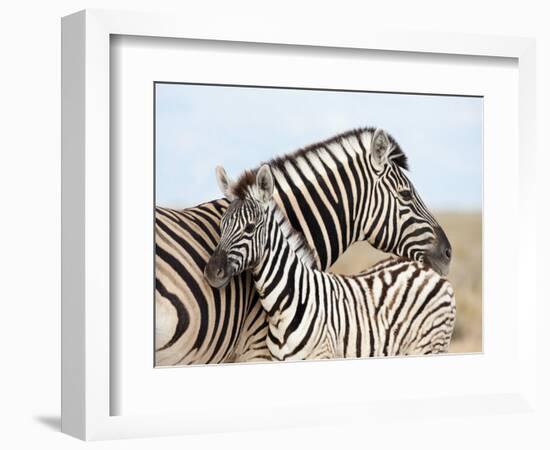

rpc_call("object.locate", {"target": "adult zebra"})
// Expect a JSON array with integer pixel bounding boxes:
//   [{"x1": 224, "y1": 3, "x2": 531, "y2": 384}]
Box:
[
  {"x1": 205, "y1": 164, "x2": 456, "y2": 359},
  {"x1": 155, "y1": 127, "x2": 452, "y2": 364}
]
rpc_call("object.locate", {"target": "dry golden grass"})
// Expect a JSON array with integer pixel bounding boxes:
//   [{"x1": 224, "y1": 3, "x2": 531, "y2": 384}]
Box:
[{"x1": 329, "y1": 212, "x2": 482, "y2": 354}]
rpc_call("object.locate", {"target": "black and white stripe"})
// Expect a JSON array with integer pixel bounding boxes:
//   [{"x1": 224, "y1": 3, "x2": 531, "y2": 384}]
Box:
[
  {"x1": 157, "y1": 127, "x2": 452, "y2": 364},
  {"x1": 155, "y1": 201, "x2": 257, "y2": 363},
  {"x1": 206, "y1": 165, "x2": 456, "y2": 360}
]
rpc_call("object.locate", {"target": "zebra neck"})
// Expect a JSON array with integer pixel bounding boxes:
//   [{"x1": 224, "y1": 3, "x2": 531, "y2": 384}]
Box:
[
  {"x1": 251, "y1": 205, "x2": 313, "y2": 314},
  {"x1": 269, "y1": 129, "x2": 375, "y2": 270}
]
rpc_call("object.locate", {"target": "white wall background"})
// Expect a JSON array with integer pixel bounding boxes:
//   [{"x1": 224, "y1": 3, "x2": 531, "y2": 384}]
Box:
[{"x1": 0, "y1": 1, "x2": 547, "y2": 449}]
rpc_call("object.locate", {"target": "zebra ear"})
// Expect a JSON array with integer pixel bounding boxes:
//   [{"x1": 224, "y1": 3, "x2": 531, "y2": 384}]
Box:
[
  {"x1": 371, "y1": 128, "x2": 392, "y2": 169},
  {"x1": 215, "y1": 166, "x2": 236, "y2": 200},
  {"x1": 255, "y1": 164, "x2": 274, "y2": 204}
]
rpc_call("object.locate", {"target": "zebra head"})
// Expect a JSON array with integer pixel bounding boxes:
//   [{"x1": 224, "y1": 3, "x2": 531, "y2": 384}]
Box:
[
  {"x1": 363, "y1": 128, "x2": 452, "y2": 276},
  {"x1": 204, "y1": 165, "x2": 274, "y2": 289}
]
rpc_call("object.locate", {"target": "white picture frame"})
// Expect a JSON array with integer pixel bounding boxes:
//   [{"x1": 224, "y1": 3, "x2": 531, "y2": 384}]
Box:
[{"x1": 61, "y1": 9, "x2": 538, "y2": 441}]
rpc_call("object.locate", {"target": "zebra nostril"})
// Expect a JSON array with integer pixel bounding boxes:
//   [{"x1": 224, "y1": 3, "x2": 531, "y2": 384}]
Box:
[
  {"x1": 445, "y1": 248, "x2": 452, "y2": 259},
  {"x1": 216, "y1": 267, "x2": 225, "y2": 279}
]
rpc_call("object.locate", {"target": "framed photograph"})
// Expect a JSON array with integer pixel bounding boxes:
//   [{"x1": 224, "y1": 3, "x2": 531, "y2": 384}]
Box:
[
  {"x1": 153, "y1": 82, "x2": 480, "y2": 366},
  {"x1": 61, "y1": 9, "x2": 538, "y2": 441}
]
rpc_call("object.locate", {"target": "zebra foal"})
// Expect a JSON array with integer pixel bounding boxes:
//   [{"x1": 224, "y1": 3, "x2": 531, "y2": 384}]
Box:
[{"x1": 205, "y1": 165, "x2": 456, "y2": 360}]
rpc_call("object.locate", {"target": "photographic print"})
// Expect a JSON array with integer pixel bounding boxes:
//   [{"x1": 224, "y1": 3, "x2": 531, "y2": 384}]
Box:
[{"x1": 154, "y1": 83, "x2": 482, "y2": 366}]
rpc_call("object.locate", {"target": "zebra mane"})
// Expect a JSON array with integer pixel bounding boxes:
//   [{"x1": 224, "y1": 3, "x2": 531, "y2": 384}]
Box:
[
  {"x1": 231, "y1": 170, "x2": 257, "y2": 200},
  {"x1": 269, "y1": 127, "x2": 408, "y2": 172},
  {"x1": 230, "y1": 127, "x2": 408, "y2": 199},
  {"x1": 270, "y1": 202, "x2": 320, "y2": 269}
]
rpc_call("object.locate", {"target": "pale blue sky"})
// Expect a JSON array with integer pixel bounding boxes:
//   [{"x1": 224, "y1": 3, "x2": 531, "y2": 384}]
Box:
[{"x1": 155, "y1": 83, "x2": 482, "y2": 211}]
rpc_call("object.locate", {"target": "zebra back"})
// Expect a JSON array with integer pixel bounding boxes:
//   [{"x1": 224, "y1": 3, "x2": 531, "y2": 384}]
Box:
[{"x1": 155, "y1": 202, "x2": 267, "y2": 364}]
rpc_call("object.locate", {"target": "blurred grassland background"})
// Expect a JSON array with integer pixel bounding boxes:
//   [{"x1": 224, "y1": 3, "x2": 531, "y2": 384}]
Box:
[{"x1": 330, "y1": 211, "x2": 482, "y2": 353}]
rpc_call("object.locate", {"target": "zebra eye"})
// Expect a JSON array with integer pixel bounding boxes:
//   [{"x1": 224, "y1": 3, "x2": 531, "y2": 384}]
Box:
[
  {"x1": 244, "y1": 223, "x2": 255, "y2": 233},
  {"x1": 400, "y1": 189, "x2": 412, "y2": 200}
]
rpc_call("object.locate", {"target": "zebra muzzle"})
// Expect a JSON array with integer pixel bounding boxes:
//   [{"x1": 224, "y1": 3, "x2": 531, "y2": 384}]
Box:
[
  {"x1": 423, "y1": 226, "x2": 452, "y2": 276},
  {"x1": 204, "y1": 249, "x2": 233, "y2": 288}
]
